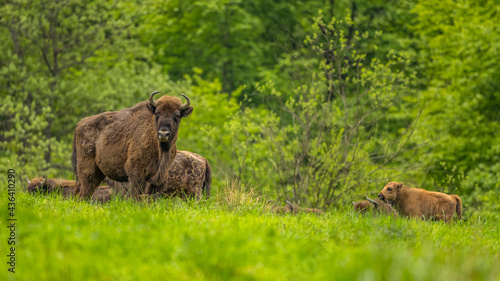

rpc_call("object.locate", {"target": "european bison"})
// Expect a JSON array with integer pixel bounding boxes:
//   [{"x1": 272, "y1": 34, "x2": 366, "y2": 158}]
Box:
[
  {"x1": 271, "y1": 200, "x2": 323, "y2": 215},
  {"x1": 378, "y1": 181, "x2": 462, "y2": 222},
  {"x1": 105, "y1": 150, "x2": 212, "y2": 200},
  {"x1": 26, "y1": 176, "x2": 110, "y2": 203},
  {"x1": 27, "y1": 176, "x2": 75, "y2": 197},
  {"x1": 91, "y1": 186, "x2": 113, "y2": 204},
  {"x1": 72, "y1": 91, "x2": 193, "y2": 199},
  {"x1": 353, "y1": 196, "x2": 397, "y2": 216}
]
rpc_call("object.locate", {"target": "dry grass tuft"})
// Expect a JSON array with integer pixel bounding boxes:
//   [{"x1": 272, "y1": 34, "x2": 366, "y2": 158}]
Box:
[{"x1": 214, "y1": 178, "x2": 264, "y2": 210}]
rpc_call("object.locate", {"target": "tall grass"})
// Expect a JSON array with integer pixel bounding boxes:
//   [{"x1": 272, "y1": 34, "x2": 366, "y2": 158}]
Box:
[{"x1": 1, "y1": 181, "x2": 499, "y2": 281}]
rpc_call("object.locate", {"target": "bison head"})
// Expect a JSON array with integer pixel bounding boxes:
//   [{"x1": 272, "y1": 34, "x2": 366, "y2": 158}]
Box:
[
  {"x1": 378, "y1": 181, "x2": 403, "y2": 204},
  {"x1": 26, "y1": 176, "x2": 48, "y2": 193},
  {"x1": 147, "y1": 91, "x2": 193, "y2": 149}
]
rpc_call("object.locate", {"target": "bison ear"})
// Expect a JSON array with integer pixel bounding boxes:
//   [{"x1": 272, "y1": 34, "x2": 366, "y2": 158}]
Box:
[
  {"x1": 180, "y1": 106, "x2": 193, "y2": 118},
  {"x1": 146, "y1": 103, "x2": 156, "y2": 114},
  {"x1": 397, "y1": 182, "x2": 403, "y2": 189}
]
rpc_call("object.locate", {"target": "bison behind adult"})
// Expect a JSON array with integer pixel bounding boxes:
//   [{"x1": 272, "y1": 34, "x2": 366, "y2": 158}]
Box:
[
  {"x1": 378, "y1": 181, "x2": 462, "y2": 222},
  {"x1": 72, "y1": 91, "x2": 193, "y2": 199},
  {"x1": 105, "y1": 150, "x2": 212, "y2": 200}
]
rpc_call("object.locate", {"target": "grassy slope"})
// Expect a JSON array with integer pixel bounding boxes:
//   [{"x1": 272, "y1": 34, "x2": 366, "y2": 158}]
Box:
[{"x1": 1, "y1": 190, "x2": 499, "y2": 281}]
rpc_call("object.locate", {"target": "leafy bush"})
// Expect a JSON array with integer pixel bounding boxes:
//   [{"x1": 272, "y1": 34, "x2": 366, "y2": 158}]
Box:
[{"x1": 224, "y1": 15, "x2": 420, "y2": 208}]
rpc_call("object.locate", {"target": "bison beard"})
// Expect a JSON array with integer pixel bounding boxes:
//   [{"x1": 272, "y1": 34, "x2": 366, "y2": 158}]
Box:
[{"x1": 72, "y1": 91, "x2": 193, "y2": 199}]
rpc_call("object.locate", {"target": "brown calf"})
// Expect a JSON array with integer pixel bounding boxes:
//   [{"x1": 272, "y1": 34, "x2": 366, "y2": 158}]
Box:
[
  {"x1": 91, "y1": 186, "x2": 113, "y2": 204},
  {"x1": 104, "y1": 150, "x2": 211, "y2": 200},
  {"x1": 27, "y1": 176, "x2": 110, "y2": 203},
  {"x1": 378, "y1": 181, "x2": 462, "y2": 222},
  {"x1": 27, "y1": 177, "x2": 75, "y2": 198},
  {"x1": 353, "y1": 196, "x2": 397, "y2": 216}
]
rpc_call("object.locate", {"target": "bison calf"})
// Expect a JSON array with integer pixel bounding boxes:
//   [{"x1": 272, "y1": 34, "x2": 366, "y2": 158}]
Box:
[
  {"x1": 378, "y1": 181, "x2": 462, "y2": 222},
  {"x1": 353, "y1": 196, "x2": 397, "y2": 216},
  {"x1": 27, "y1": 177, "x2": 75, "y2": 198},
  {"x1": 270, "y1": 201, "x2": 323, "y2": 215},
  {"x1": 105, "y1": 150, "x2": 211, "y2": 200},
  {"x1": 91, "y1": 186, "x2": 113, "y2": 204},
  {"x1": 27, "y1": 176, "x2": 111, "y2": 203}
]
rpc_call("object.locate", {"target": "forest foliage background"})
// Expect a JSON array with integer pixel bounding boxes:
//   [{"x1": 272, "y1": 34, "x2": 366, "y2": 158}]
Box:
[{"x1": 1, "y1": 0, "x2": 499, "y2": 215}]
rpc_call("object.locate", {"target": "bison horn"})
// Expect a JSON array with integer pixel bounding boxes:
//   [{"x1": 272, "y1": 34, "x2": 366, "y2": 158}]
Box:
[
  {"x1": 366, "y1": 196, "x2": 378, "y2": 207},
  {"x1": 180, "y1": 93, "x2": 190, "y2": 110},
  {"x1": 149, "y1": 91, "x2": 160, "y2": 107},
  {"x1": 26, "y1": 176, "x2": 30, "y2": 184},
  {"x1": 285, "y1": 200, "x2": 294, "y2": 212}
]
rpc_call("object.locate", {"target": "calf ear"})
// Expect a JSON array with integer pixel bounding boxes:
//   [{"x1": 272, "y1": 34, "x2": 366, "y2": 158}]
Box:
[
  {"x1": 181, "y1": 106, "x2": 193, "y2": 118},
  {"x1": 397, "y1": 182, "x2": 403, "y2": 189}
]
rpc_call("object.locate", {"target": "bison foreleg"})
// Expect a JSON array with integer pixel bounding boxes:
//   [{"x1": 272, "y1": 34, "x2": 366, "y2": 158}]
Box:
[
  {"x1": 76, "y1": 173, "x2": 105, "y2": 199},
  {"x1": 145, "y1": 183, "x2": 163, "y2": 196},
  {"x1": 126, "y1": 176, "x2": 149, "y2": 199}
]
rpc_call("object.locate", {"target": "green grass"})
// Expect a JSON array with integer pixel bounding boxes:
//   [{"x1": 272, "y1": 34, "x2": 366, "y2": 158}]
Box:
[{"x1": 1, "y1": 188, "x2": 499, "y2": 281}]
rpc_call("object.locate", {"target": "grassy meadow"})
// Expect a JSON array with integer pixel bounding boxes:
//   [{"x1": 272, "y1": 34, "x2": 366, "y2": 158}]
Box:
[
  {"x1": 2, "y1": 183, "x2": 499, "y2": 281},
  {"x1": 2, "y1": 1, "x2": 500, "y2": 280}
]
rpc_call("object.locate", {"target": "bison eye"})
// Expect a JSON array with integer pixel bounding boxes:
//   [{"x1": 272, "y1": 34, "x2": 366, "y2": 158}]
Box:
[
  {"x1": 387, "y1": 188, "x2": 392, "y2": 191},
  {"x1": 174, "y1": 113, "x2": 181, "y2": 122}
]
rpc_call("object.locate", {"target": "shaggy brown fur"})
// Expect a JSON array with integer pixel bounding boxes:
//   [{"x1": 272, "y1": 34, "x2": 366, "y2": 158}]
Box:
[
  {"x1": 26, "y1": 176, "x2": 110, "y2": 203},
  {"x1": 105, "y1": 150, "x2": 212, "y2": 200},
  {"x1": 27, "y1": 177, "x2": 76, "y2": 197},
  {"x1": 163, "y1": 150, "x2": 211, "y2": 199},
  {"x1": 270, "y1": 201, "x2": 323, "y2": 215},
  {"x1": 91, "y1": 186, "x2": 113, "y2": 204},
  {"x1": 72, "y1": 92, "x2": 193, "y2": 199},
  {"x1": 353, "y1": 200, "x2": 371, "y2": 213},
  {"x1": 353, "y1": 197, "x2": 397, "y2": 216},
  {"x1": 378, "y1": 181, "x2": 462, "y2": 222}
]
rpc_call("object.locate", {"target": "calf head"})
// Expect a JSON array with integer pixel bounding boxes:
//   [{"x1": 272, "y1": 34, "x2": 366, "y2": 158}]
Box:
[
  {"x1": 378, "y1": 181, "x2": 403, "y2": 204},
  {"x1": 147, "y1": 91, "x2": 193, "y2": 150},
  {"x1": 26, "y1": 176, "x2": 48, "y2": 193}
]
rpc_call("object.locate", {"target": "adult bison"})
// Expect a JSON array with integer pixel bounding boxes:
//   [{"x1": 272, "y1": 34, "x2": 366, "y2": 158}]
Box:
[
  {"x1": 105, "y1": 150, "x2": 212, "y2": 200},
  {"x1": 378, "y1": 181, "x2": 462, "y2": 222},
  {"x1": 72, "y1": 91, "x2": 193, "y2": 199},
  {"x1": 353, "y1": 196, "x2": 397, "y2": 216}
]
